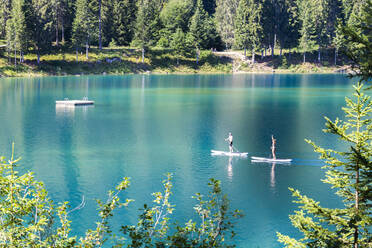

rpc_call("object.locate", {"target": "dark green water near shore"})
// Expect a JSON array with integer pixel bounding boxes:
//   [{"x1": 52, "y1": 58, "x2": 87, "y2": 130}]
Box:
[{"x1": 0, "y1": 74, "x2": 356, "y2": 247}]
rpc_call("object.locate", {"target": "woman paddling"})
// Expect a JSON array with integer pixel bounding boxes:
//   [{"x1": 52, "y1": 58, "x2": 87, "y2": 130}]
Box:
[
  {"x1": 225, "y1": 132, "x2": 233, "y2": 153},
  {"x1": 271, "y1": 135, "x2": 276, "y2": 159}
]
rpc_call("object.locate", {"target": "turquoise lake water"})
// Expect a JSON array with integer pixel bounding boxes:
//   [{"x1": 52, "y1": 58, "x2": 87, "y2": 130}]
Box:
[{"x1": 0, "y1": 74, "x2": 357, "y2": 247}]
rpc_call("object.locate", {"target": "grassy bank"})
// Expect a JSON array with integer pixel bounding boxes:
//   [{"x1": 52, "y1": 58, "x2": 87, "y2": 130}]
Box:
[{"x1": 0, "y1": 46, "x2": 350, "y2": 78}]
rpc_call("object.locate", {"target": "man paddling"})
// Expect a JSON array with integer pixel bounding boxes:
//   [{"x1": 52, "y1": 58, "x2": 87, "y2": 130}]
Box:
[
  {"x1": 271, "y1": 135, "x2": 276, "y2": 159},
  {"x1": 225, "y1": 132, "x2": 233, "y2": 153}
]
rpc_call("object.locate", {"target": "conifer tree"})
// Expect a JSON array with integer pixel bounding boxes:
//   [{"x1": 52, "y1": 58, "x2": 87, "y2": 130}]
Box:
[
  {"x1": 160, "y1": 0, "x2": 193, "y2": 34},
  {"x1": 277, "y1": 83, "x2": 372, "y2": 247},
  {"x1": 234, "y1": 0, "x2": 262, "y2": 63},
  {"x1": 261, "y1": 0, "x2": 275, "y2": 57},
  {"x1": 27, "y1": 0, "x2": 54, "y2": 64},
  {"x1": 298, "y1": 0, "x2": 317, "y2": 63},
  {"x1": 215, "y1": 0, "x2": 239, "y2": 49},
  {"x1": 341, "y1": 0, "x2": 372, "y2": 81},
  {"x1": 72, "y1": 0, "x2": 97, "y2": 60},
  {"x1": 276, "y1": 0, "x2": 300, "y2": 56},
  {"x1": 188, "y1": 0, "x2": 209, "y2": 64},
  {"x1": 170, "y1": 27, "x2": 190, "y2": 65},
  {"x1": 133, "y1": 0, "x2": 161, "y2": 62},
  {"x1": 6, "y1": 0, "x2": 28, "y2": 65},
  {"x1": 0, "y1": 0, "x2": 11, "y2": 39},
  {"x1": 109, "y1": 0, "x2": 137, "y2": 46}
]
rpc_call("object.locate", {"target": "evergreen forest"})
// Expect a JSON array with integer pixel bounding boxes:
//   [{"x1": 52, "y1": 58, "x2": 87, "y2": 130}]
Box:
[{"x1": 0, "y1": 0, "x2": 367, "y2": 69}]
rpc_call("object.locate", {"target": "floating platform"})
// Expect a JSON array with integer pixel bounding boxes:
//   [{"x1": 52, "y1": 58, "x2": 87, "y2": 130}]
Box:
[{"x1": 56, "y1": 99, "x2": 94, "y2": 106}]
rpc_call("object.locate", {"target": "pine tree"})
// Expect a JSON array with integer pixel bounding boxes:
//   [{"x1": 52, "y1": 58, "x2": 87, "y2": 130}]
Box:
[
  {"x1": 234, "y1": 0, "x2": 262, "y2": 63},
  {"x1": 298, "y1": 0, "x2": 317, "y2": 63},
  {"x1": 72, "y1": 0, "x2": 97, "y2": 60},
  {"x1": 27, "y1": 0, "x2": 54, "y2": 63},
  {"x1": 108, "y1": 0, "x2": 137, "y2": 46},
  {"x1": 188, "y1": 0, "x2": 208, "y2": 64},
  {"x1": 170, "y1": 27, "x2": 189, "y2": 65},
  {"x1": 160, "y1": 0, "x2": 193, "y2": 34},
  {"x1": 276, "y1": 0, "x2": 300, "y2": 56},
  {"x1": 261, "y1": 0, "x2": 275, "y2": 57},
  {"x1": 0, "y1": 0, "x2": 11, "y2": 39},
  {"x1": 6, "y1": 0, "x2": 28, "y2": 65},
  {"x1": 277, "y1": 83, "x2": 372, "y2": 248},
  {"x1": 133, "y1": 0, "x2": 161, "y2": 62},
  {"x1": 51, "y1": 0, "x2": 67, "y2": 45},
  {"x1": 215, "y1": 0, "x2": 239, "y2": 49},
  {"x1": 341, "y1": 0, "x2": 372, "y2": 81}
]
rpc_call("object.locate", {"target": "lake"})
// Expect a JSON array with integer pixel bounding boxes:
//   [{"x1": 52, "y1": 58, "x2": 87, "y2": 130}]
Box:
[{"x1": 0, "y1": 74, "x2": 356, "y2": 247}]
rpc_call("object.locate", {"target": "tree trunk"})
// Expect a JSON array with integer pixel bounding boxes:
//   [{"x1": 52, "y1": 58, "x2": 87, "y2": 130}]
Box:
[
  {"x1": 56, "y1": 22, "x2": 59, "y2": 46},
  {"x1": 279, "y1": 48, "x2": 282, "y2": 57},
  {"x1": 76, "y1": 47, "x2": 78, "y2": 62},
  {"x1": 177, "y1": 57, "x2": 179, "y2": 66},
  {"x1": 98, "y1": 0, "x2": 102, "y2": 50},
  {"x1": 37, "y1": 51, "x2": 40, "y2": 64},
  {"x1": 14, "y1": 49, "x2": 16, "y2": 66},
  {"x1": 244, "y1": 47, "x2": 246, "y2": 60},
  {"x1": 196, "y1": 48, "x2": 199, "y2": 64},
  {"x1": 334, "y1": 48, "x2": 337, "y2": 66},
  {"x1": 318, "y1": 47, "x2": 321, "y2": 63},
  {"x1": 354, "y1": 174, "x2": 359, "y2": 248},
  {"x1": 142, "y1": 47, "x2": 145, "y2": 63},
  {"x1": 264, "y1": 47, "x2": 267, "y2": 57},
  {"x1": 303, "y1": 52, "x2": 306, "y2": 63},
  {"x1": 261, "y1": 50, "x2": 263, "y2": 60},
  {"x1": 61, "y1": 18, "x2": 65, "y2": 43},
  {"x1": 272, "y1": 34, "x2": 276, "y2": 57},
  {"x1": 251, "y1": 49, "x2": 255, "y2": 64},
  {"x1": 19, "y1": 51, "x2": 22, "y2": 63},
  {"x1": 86, "y1": 41, "x2": 89, "y2": 59}
]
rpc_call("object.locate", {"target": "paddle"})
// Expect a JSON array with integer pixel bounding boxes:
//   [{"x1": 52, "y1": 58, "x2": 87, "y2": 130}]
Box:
[{"x1": 233, "y1": 145, "x2": 240, "y2": 153}]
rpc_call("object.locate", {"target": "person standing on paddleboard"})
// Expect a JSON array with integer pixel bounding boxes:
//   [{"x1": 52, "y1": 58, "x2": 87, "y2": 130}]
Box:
[
  {"x1": 271, "y1": 135, "x2": 276, "y2": 159},
  {"x1": 225, "y1": 132, "x2": 233, "y2": 153}
]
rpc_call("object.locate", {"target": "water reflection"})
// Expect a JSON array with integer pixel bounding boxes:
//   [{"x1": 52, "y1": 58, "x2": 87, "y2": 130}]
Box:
[
  {"x1": 56, "y1": 105, "x2": 75, "y2": 117},
  {"x1": 227, "y1": 157, "x2": 233, "y2": 180},
  {"x1": 270, "y1": 163, "x2": 276, "y2": 189}
]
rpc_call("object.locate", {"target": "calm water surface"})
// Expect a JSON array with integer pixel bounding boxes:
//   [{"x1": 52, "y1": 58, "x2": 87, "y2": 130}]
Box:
[{"x1": 0, "y1": 74, "x2": 356, "y2": 247}]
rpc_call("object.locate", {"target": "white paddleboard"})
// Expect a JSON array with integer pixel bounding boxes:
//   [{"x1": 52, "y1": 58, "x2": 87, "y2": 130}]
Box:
[
  {"x1": 251, "y1": 156, "x2": 292, "y2": 163},
  {"x1": 211, "y1": 150, "x2": 248, "y2": 157}
]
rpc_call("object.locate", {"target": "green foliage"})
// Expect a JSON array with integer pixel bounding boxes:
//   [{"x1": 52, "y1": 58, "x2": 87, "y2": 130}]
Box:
[
  {"x1": 72, "y1": 0, "x2": 98, "y2": 48},
  {"x1": 6, "y1": 0, "x2": 28, "y2": 53},
  {"x1": 0, "y1": 145, "x2": 241, "y2": 247},
  {"x1": 278, "y1": 83, "x2": 372, "y2": 247},
  {"x1": 133, "y1": 0, "x2": 162, "y2": 49},
  {"x1": 341, "y1": 0, "x2": 372, "y2": 82},
  {"x1": 188, "y1": 0, "x2": 209, "y2": 50},
  {"x1": 215, "y1": 0, "x2": 238, "y2": 49},
  {"x1": 0, "y1": 0, "x2": 11, "y2": 39},
  {"x1": 234, "y1": 0, "x2": 262, "y2": 50},
  {"x1": 234, "y1": 0, "x2": 262, "y2": 61},
  {"x1": 171, "y1": 28, "x2": 192, "y2": 64},
  {"x1": 160, "y1": 0, "x2": 193, "y2": 34},
  {"x1": 121, "y1": 175, "x2": 243, "y2": 247},
  {"x1": 109, "y1": 0, "x2": 137, "y2": 46}
]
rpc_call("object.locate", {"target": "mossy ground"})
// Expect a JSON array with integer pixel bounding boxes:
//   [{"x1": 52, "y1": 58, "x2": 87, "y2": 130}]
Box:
[{"x1": 0, "y1": 46, "x2": 348, "y2": 78}]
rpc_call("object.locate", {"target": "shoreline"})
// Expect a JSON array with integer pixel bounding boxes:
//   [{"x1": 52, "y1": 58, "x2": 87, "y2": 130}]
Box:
[
  {"x1": 0, "y1": 70, "x2": 350, "y2": 80},
  {"x1": 0, "y1": 49, "x2": 352, "y2": 79}
]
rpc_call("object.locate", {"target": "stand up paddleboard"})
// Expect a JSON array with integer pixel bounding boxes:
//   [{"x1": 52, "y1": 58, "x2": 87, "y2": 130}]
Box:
[
  {"x1": 251, "y1": 156, "x2": 292, "y2": 163},
  {"x1": 211, "y1": 150, "x2": 248, "y2": 157}
]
